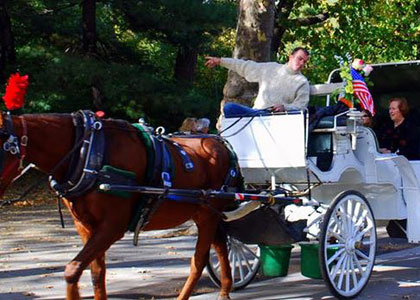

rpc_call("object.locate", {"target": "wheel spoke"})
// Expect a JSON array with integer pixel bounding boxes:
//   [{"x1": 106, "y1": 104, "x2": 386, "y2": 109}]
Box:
[
  {"x1": 350, "y1": 254, "x2": 358, "y2": 288},
  {"x1": 228, "y1": 248, "x2": 233, "y2": 264},
  {"x1": 355, "y1": 249, "x2": 371, "y2": 262},
  {"x1": 213, "y1": 260, "x2": 221, "y2": 272},
  {"x1": 331, "y1": 249, "x2": 347, "y2": 279},
  {"x1": 361, "y1": 240, "x2": 374, "y2": 246},
  {"x1": 236, "y1": 250, "x2": 245, "y2": 281},
  {"x1": 346, "y1": 200, "x2": 354, "y2": 237},
  {"x1": 353, "y1": 210, "x2": 368, "y2": 236},
  {"x1": 355, "y1": 224, "x2": 373, "y2": 241},
  {"x1": 327, "y1": 243, "x2": 345, "y2": 249},
  {"x1": 345, "y1": 254, "x2": 351, "y2": 292},
  {"x1": 241, "y1": 244, "x2": 259, "y2": 259},
  {"x1": 238, "y1": 245, "x2": 253, "y2": 273},
  {"x1": 328, "y1": 229, "x2": 346, "y2": 243},
  {"x1": 337, "y1": 255, "x2": 348, "y2": 289},
  {"x1": 336, "y1": 206, "x2": 348, "y2": 237},
  {"x1": 231, "y1": 249, "x2": 237, "y2": 279},
  {"x1": 352, "y1": 201, "x2": 361, "y2": 224},
  {"x1": 327, "y1": 247, "x2": 345, "y2": 266},
  {"x1": 352, "y1": 252, "x2": 365, "y2": 277}
]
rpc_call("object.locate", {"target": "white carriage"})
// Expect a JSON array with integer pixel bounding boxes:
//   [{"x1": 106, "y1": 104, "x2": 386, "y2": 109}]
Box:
[{"x1": 207, "y1": 60, "x2": 420, "y2": 298}]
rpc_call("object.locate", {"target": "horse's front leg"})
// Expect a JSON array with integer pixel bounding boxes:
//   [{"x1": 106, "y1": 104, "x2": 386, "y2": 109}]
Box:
[
  {"x1": 177, "y1": 212, "x2": 219, "y2": 300},
  {"x1": 64, "y1": 225, "x2": 123, "y2": 300}
]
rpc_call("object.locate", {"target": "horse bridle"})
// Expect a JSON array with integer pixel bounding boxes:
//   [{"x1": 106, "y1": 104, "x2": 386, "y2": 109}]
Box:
[{"x1": 0, "y1": 112, "x2": 28, "y2": 177}]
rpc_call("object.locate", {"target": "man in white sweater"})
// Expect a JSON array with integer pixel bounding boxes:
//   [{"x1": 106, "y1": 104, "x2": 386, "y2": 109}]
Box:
[{"x1": 205, "y1": 47, "x2": 310, "y2": 116}]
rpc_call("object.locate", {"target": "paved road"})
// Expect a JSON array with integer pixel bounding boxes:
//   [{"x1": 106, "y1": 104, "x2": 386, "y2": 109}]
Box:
[{"x1": 1, "y1": 204, "x2": 420, "y2": 300}]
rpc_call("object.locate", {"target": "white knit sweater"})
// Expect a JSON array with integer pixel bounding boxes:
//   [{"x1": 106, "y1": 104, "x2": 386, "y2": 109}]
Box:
[{"x1": 220, "y1": 58, "x2": 310, "y2": 110}]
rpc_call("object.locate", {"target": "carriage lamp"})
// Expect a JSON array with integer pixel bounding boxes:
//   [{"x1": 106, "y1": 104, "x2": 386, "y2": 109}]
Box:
[{"x1": 346, "y1": 109, "x2": 363, "y2": 150}]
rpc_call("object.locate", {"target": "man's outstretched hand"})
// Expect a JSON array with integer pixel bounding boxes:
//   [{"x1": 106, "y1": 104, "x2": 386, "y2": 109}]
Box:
[{"x1": 205, "y1": 57, "x2": 221, "y2": 68}]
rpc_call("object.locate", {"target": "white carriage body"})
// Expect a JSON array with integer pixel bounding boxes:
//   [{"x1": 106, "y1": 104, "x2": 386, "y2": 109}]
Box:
[{"x1": 221, "y1": 112, "x2": 420, "y2": 243}]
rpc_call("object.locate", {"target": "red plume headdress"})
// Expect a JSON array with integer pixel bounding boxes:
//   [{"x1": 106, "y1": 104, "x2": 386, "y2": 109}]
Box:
[{"x1": 2, "y1": 73, "x2": 29, "y2": 110}]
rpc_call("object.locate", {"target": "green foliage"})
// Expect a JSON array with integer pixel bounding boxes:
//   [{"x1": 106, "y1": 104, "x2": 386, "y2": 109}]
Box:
[
  {"x1": 1, "y1": 0, "x2": 233, "y2": 132},
  {"x1": 110, "y1": 0, "x2": 236, "y2": 49},
  {"x1": 3, "y1": 0, "x2": 420, "y2": 132},
  {"x1": 16, "y1": 46, "x2": 220, "y2": 131},
  {"x1": 282, "y1": 0, "x2": 419, "y2": 84}
]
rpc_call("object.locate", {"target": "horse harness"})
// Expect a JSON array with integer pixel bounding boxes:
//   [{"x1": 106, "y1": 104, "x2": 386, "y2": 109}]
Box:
[
  {"x1": 0, "y1": 110, "x2": 243, "y2": 243},
  {"x1": 48, "y1": 110, "x2": 105, "y2": 198}
]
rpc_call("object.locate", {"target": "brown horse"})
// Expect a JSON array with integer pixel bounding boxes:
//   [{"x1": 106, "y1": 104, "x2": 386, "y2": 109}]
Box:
[{"x1": 0, "y1": 111, "x2": 236, "y2": 300}]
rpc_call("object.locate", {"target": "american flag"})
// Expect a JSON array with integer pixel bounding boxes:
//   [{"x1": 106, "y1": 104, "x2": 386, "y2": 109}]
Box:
[{"x1": 351, "y1": 68, "x2": 375, "y2": 115}]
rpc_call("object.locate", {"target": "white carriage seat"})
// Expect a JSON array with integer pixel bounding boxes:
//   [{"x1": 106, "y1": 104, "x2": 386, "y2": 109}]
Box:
[
  {"x1": 353, "y1": 126, "x2": 406, "y2": 183},
  {"x1": 220, "y1": 111, "x2": 308, "y2": 184},
  {"x1": 221, "y1": 111, "x2": 307, "y2": 169}
]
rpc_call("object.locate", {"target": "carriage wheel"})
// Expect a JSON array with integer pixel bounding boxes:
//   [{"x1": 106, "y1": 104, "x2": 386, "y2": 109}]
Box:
[
  {"x1": 320, "y1": 190, "x2": 376, "y2": 299},
  {"x1": 206, "y1": 236, "x2": 260, "y2": 290}
]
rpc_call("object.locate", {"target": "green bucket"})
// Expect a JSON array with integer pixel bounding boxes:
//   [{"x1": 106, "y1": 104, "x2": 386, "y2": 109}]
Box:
[
  {"x1": 300, "y1": 242, "x2": 338, "y2": 279},
  {"x1": 259, "y1": 244, "x2": 294, "y2": 277}
]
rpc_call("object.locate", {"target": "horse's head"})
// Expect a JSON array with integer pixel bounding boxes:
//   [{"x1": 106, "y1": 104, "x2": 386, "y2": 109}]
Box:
[{"x1": 0, "y1": 112, "x2": 27, "y2": 198}]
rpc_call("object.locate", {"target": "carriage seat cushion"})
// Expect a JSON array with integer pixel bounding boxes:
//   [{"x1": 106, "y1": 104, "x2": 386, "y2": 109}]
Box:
[{"x1": 315, "y1": 115, "x2": 347, "y2": 129}]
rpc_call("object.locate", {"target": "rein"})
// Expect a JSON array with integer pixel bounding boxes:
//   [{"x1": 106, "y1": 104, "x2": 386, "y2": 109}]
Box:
[{"x1": 217, "y1": 108, "x2": 273, "y2": 138}]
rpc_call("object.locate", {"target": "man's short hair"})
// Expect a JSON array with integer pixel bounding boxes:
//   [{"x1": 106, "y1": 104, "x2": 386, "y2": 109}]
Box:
[{"x1": 291, "y1": 47, "x2": 310, "y2": 57}]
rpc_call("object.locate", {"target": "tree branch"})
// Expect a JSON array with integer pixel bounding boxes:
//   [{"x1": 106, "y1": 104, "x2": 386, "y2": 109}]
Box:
[
  {"x1": 41, "y1": 1, "x2": 82, "y2": 15},
  {"x1": 289, "y1": 12, "x2": 329, "y2": 27}
]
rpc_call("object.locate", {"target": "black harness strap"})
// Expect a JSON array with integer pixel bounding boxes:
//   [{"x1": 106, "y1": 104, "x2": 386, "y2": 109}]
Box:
[
  {"x1": 49, "y1": 110, "x2": 105, "y2": 199},
  {"x1": 148, "y1": 135, "x2": 173, "y2": 188}
]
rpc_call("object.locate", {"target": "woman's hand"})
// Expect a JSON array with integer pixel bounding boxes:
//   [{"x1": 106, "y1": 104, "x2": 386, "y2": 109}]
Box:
[{"x1": 379, "y1": 148, "x2": 391, "y2": 154}]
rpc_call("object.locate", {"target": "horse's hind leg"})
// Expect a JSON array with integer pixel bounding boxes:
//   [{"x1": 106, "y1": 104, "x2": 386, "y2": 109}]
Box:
[
  {"x1": 211, "y1": 226, "x2": 232, "y2": 299},
  {"x1": 177, "y1": 216, "x2": 220, "y2": 300}
]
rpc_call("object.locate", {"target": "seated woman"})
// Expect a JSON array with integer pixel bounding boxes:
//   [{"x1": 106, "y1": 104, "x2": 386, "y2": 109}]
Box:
[
  {"x1": 361, "y1": 109, "x2": 374, "y2": 128},
  {"x1": 179, "y1": 117, "x2": 198, "y2": 134},
  {"x1": 377, "y1": 97, "x2": 420, "y2": 160}
]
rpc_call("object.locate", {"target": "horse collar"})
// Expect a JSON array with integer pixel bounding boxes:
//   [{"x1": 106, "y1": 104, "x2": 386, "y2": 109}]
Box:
[{"x1": 49, "y1": 110, "x2": 105, "y2": 199}]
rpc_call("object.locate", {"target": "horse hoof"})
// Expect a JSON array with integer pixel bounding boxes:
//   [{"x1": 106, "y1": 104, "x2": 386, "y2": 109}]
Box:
[{"x1": 217, "y1": 296, "x2": 231, "y2": 300}]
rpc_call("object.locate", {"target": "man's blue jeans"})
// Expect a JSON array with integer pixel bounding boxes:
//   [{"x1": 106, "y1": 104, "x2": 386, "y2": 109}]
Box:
[{"x1": 224, "y1": 103, "x2": 268, "y2": 117}]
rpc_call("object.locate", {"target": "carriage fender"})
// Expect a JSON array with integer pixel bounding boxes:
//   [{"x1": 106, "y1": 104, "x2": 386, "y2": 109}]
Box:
[
  {"x1": 388, "y1": 156, "x2": 420, "y2": 243},
  {"x1": 223, "y1": 201, "x2": 261, "y2": 222}
]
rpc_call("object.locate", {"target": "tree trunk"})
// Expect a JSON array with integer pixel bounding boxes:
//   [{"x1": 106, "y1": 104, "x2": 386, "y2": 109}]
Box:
[
  {"x1": 82, "y1": 0, "x2": 97, "y2": 54},
  {"x1": 222, "y1": 0, "x2": 275, "y2": 106},
  {"x1": 174, "y1": 46, "x2": 198, "y2": 86},
  {"x1": 0, "y1": 0, "x2": 16, "y2": 81}
]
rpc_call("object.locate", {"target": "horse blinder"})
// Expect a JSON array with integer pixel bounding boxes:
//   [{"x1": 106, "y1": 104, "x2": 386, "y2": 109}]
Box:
[{"x1": 0, "y1": 113, "x2": 27, "y2": 186}]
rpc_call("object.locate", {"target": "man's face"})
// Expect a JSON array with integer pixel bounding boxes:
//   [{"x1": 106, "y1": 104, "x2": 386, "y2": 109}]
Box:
[{"x1": 288, "y1": 50, "x2": 309, "y2": 72}]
